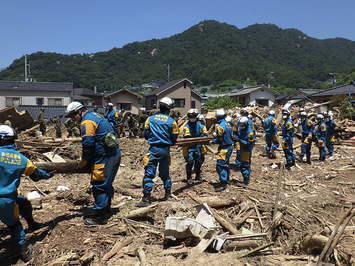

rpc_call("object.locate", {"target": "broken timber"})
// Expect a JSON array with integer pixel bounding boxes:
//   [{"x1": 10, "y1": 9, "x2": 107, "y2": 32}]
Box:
[
  {"x1": 175, "y1": 136, "x2": 213, "y2": 146},
  {"x1": 35, "y1": 161, "x2": 90, "y2": 173}
]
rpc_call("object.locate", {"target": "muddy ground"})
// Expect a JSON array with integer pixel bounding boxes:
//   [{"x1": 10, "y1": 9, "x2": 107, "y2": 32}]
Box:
[{"x1": 0, "y1": 136, "x2": 354, "y2": 266}]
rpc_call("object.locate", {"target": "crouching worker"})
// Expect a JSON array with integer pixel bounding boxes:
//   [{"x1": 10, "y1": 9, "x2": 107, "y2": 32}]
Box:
[
  {"x1": 66, "y1": 102, "x2": 121, "y2": 226},
  {"x1": 212, "y1": 109, "x2": 234, "y2": 192},
  {"x1": 181, "y1": 109, "x2": 208, "y2": 184},
  {"x1": 0, "y1": 125, "x2": 54, "y2": 262},
  {"x1": 137, "y1": 97, "x2": 179, "y2": 207},
  {"x1": 234, "y1": 117, "x2": 255, "y2": 187}
]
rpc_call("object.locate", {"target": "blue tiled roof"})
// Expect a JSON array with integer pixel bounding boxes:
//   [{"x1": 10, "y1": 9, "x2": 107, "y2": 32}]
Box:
[{"x1": 17, "y1": 105, "x2": 67, "y2": 121}]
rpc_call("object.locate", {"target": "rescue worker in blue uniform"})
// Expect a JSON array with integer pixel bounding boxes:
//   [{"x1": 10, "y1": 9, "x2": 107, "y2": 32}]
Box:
[
  {"x1": 66, "y1": 102, "x2": 121, "y2": 225},
  {"x1": 212, "y1": 109, "x2": 234, "y2": 192},
  {"x1": 315, "y1": 114, "x2": 327, "y2": 161},
  {"x1": 299, "y1": 111, "x2": 314, "y2": 164},
  {"x1": 234, "y1": 116, "x2": 255, "y2": 187},
  {"x1": 104, "y1": 102, "x2": 119, "y2": 134},
  {"x1": 137, "y1": 97, "x2": 179, "y2": 207},
  {"x1": 181, "y1": 109, "x2": 208, "y2": 184},
  {"x1": 281, "y1": 109, "x2": 295, "y2": 169},
  {"x1": 324, "y1": 111, "x2": 337, "y2": 156},
  {"x1": 0, "y1": 125, "x2": 54, "y2": 262},
  {"x1": 262, "y1": 110, "x2": 279, "y2": 159}
]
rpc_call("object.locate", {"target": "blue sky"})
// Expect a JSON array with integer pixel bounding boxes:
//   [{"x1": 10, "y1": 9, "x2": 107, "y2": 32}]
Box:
[{"x1": 1, "y1": 0, "x2": 354, "y2": 68}]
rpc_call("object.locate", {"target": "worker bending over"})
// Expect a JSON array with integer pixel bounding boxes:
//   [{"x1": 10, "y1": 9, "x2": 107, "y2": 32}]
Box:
[
  {"x1": 137, "y1": 97, "x2": 179, "y2": 207},
  {"x1": 0, "y1": 125, "x2": 54, "y2": 262},
  {"x1": 104, "y1": 103, "x2": 120, "y2": 135},
  {"x1": 181, "y1": 109, "x2": 208, "y2": 184},
  {"x1": 66, "y1": 102, "x2": 121, "y2": 226}
]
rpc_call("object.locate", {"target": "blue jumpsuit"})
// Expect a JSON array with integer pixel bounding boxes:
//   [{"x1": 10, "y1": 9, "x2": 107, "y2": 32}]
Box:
[
  {"x1": 263, "y1": 115, "x2": 279, "y2": 154},
  {"x1": 142, "y1": 112, "x2": 179, "y2": 194},
  {"x1": 234, "y1": 116, "x2": 254, "y2": 168},
  {"x1": 235, "y1": 126, "x2": 254, "y2": 184},
  {"x1": 80, "y1": 111, "x2": 121, "y2": 212},
  {"x1": 0, "y1": 144, "x2": 52, "y2": 246},
  {"x1": 325, "y1": 119, "x2": 336, "y2": 154},
  {"x1": 212, "y1": 119, "x2": 234, "y2": 183},
  {"x1": 315, "y1": 120, "x2": 327, "y2": 161},
  {"x1": 300, "y1": 118, "x2": 313, "y2": 160},
  {"x1": 281, "y1": 118, "x2": 295, "y2": 166},
  {"x1": 105, "y1": 109, "x2": 120, "y2": 134},
  {"x1": 181, "y1": 121, "x2": 208, "y2": 178}
]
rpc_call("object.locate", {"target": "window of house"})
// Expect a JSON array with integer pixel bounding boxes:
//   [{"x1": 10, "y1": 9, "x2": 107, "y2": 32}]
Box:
[
  {"x1": 119, "y1": 103, "x2": 132, "y2": 110},
  {"x1": 191, "y1": 100, "x2": 196, "y2": 108},
  {"x1": 256, "y1": 99, "x2": 269, "y2": 106},
  {"x1": 48, "y1": 98, "x2": 63, "y2": 106},
  {"x1": 5, "y1": 97, "x2": 21, "y2": 107},
  {"x1": 183, "y1": 81, "x2": 187, "y2": 88},
  {"x1": 36, "y1": 98, "x2": 44, "y2": 106},
  {"x1": 174, "y1": 98, "x2": 185, "y2": 108}
]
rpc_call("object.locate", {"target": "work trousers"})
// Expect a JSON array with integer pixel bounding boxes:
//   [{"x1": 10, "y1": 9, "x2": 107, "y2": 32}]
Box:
[
  {"x1": 216, "y1": 145, "x2": 233, "y2": 183},
  {"x1": 282, "y1": 139, "x2": 295, "y2": 165},
  {"x1": 265, "y1": 134, "x2": 279, "y2": 152}
]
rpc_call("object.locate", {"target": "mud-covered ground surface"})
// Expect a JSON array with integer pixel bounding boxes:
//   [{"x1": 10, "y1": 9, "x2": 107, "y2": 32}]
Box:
[{"x1": 0, "y1": 136, "x2": 354, "y2": 266}]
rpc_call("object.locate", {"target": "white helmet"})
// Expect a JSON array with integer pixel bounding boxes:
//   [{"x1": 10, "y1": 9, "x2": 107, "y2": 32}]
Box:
[
  {"x1": 66, "y1": 102, "x2": 84, "y2": 117},
  {"x1": 300, "y1": 111, "x2": 307, "y2": 117},
  {"x1": 225, "y1": 115, "x2": 232, "y2": 122},
  {"x1": 316, "y1": 114, "x2": 324, "y2": 120},
  {"x1": 0, "y1": 125, "x2": 17, "y2": 142},
  {"x1": 159, "y1": 97, "x2": 174, "y2": 110},
  {"x1": 197, "y1": 114, "x2": 205, "y2": 122},
  {"x1": 215, "y1": 108, "x2": 226, "y2": 119},
  {"x1": 248, "y1": 114, "x2": 253, "y2": 119},
  {"x1": 268, "y1": 110, "x2": 275, "y2": 116},
  {"x1": 107, "y1": 103, "x2": 114, "y2": 107},
  {"x1": 187, "y1": 108, "x2": 199, "y2": 118},
  {"x1": 239, "y1": 116, "x2": 249, "y2": 128}
]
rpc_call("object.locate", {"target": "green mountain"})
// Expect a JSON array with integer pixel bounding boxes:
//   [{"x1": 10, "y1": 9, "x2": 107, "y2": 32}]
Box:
[{"x1": 1, "y1": 20, "x2": 355, "y2": 90}]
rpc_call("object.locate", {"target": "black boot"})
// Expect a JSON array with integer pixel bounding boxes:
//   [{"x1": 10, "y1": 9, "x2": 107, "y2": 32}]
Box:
[
  {"x1": 136, "y1": 193, "x2": 151, "y2": 207},
  {"x1": 306, "y1": 155, "x2": 311, "y2": 164},
  {"x1": 270, "y1": 151, "x2": 276, "y2": 159},
  {"x1": 186, "y1": 172, "x2": 193, "y2": 185},
  {"x1": 18, "y1": 197, "x2": 41, "y2": 230},
  {"x1": 163, "y1": 189, "x2": 172, "y2": 201},
  {"x1": 195, "y1": 173, "x2": 202, "y2": 181},
  {"x1": 84, "y1": 209, "x2": 107, "y2": 226},
  {"x1": 215, "y1": 182, "x2": 227, "y2": 192},
  {"x1": 18, "y1": 242, "x2": 32, "y2": 262}
]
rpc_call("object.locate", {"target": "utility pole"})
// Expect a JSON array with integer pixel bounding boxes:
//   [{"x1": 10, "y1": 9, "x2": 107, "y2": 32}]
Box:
[
  {"x1": 24, "y1": 55, "x2": 28, "y2": 82},
  {"x1": 167, "y1": 64, "x2": 170, "y2": 82}
]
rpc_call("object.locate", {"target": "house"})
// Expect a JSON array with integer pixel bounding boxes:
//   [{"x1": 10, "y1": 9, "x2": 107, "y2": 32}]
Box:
[
  {"x1": 275, "y1": 88, "x2": 320, "y2": 105},
  {"x1": 106, "y1": 88, "x2": 143, "y2": 115},
  {"x1": 308, "y1": 82, "x2": 355, "y2": 103},
  {"x1": 0, "y1": 81, "x2": 74, "y2": 120},
  {"x1": 144, "y1": 78, "x2": 202, "y2": 114},
  {"x1": 229, "y1": 86, "x2": 275, "y2": 106},
  {"x1": 0, "y1": 81, "x2": 73, "y2": 109},
  {"x1": 73, "y1": 87, "x2": 104, "y2": 107}
]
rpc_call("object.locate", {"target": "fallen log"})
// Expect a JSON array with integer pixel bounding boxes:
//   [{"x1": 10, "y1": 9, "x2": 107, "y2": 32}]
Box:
[
  {"x1": 19, "y1": 124, "x2": 39, "y2": 135},
  {"x1": 223, "y1": 240, "x2": 259, "y2": 251},
  {"x1": 121, "y1": 203, "x2": 158, "y2": 219},
  {"x1": 237, "y1": 242, "x2": 274, "y2": 258},
  {"x1": 102, "y1": 237, "x2": 134, "y2": 261},
  {"x1": 175, "y1": 137, "x2": 213, "y2": 146},
  {"x1": 34, "y1": 161, "x2": 90, "y2": 173},
  {"x1": 187, "y1": 193, "x2": 239, "y2": 235},
  {"x1": 135, "y1": 247, "x2": 147, "y2": 266}
]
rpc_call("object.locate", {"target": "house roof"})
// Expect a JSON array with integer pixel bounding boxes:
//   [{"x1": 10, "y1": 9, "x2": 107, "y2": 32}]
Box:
[
  {"x1": 17, "y1": 105, "x2": 67, "y2": 121},
  {"x1": 106, "y1": 88, "x2": 143, "y2": 99},
  {"x1": 73, "y1": 87, "x2": 98, "y2": 97},
  {"x1": 229, "y1": 86, "x2": 272, "y2": 97},
  {"x1": 144, "y1": 78, "x2": 193, "y2": 97},
  {"x1": 0, "y1": 81, "x2": 73, "y2": 92},
  {"x1": 310, "y1": 82, "x2": 355, "y2": 97}
]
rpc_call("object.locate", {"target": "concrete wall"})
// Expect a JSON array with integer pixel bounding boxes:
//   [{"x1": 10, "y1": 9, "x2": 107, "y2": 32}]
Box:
[
  {"x1": 109, "y1": 90, "x2": 141, "y2": 115},
  {"x1": 248, "y1": 89, "x2": 275, "y2": 107},
  {"x1": 0, "y1": 90, "x2": 72, "y2": 109}
]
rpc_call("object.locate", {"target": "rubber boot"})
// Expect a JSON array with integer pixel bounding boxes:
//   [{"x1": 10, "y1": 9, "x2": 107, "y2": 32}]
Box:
[
  {"x1": 18, "y1": 197, "x2": 42, "y2": 230},
  {"x1": 163, "y1": 189, "x2": 172, "y2": 201},
  {"x1": 186, "y1": 172, "x2": 193, "y2": 185},
  {"x1": 215, "y1": 182, "x2": 227, "y2": 192},
  {"x1": 19, "y1": 242, "x2": 32, "y2": 262},
  {"x1": 84, "y1": 209, "x2": 107, "y2": 226},
  {"x1": 195, "y1": 173, "x2": 202, "y2": 181},
  {"x1": 136, "y1": 193, "x2": 151, "y2": 207},
  {"x1": 306, "y1": 155, "x2": 311, "y2": 164}
]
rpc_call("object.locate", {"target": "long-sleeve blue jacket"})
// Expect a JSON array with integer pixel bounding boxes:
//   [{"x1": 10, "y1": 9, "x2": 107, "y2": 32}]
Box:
[{"x1": 0, "y1": 144, "x2": 53, "y2": 198}]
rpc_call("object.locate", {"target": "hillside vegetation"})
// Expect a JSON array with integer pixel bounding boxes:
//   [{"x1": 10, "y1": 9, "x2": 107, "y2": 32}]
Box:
[{"x1": 1, "y1": 20, "x2": 355, "y2": 91}]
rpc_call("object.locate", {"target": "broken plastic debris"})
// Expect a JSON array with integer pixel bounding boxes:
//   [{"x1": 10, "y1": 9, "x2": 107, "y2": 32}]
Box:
[
  {"x1": 27, "y1": 191, "x2": 41, "y2": 200},
  {"x1": 57, "y1": 186, "x2": 70, "y2": 191}
]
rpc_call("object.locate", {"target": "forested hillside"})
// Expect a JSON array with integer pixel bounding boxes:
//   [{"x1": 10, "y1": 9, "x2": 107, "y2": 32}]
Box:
[{"x1": 1, "y1": 20, "x2": 355, "y2": 91}]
